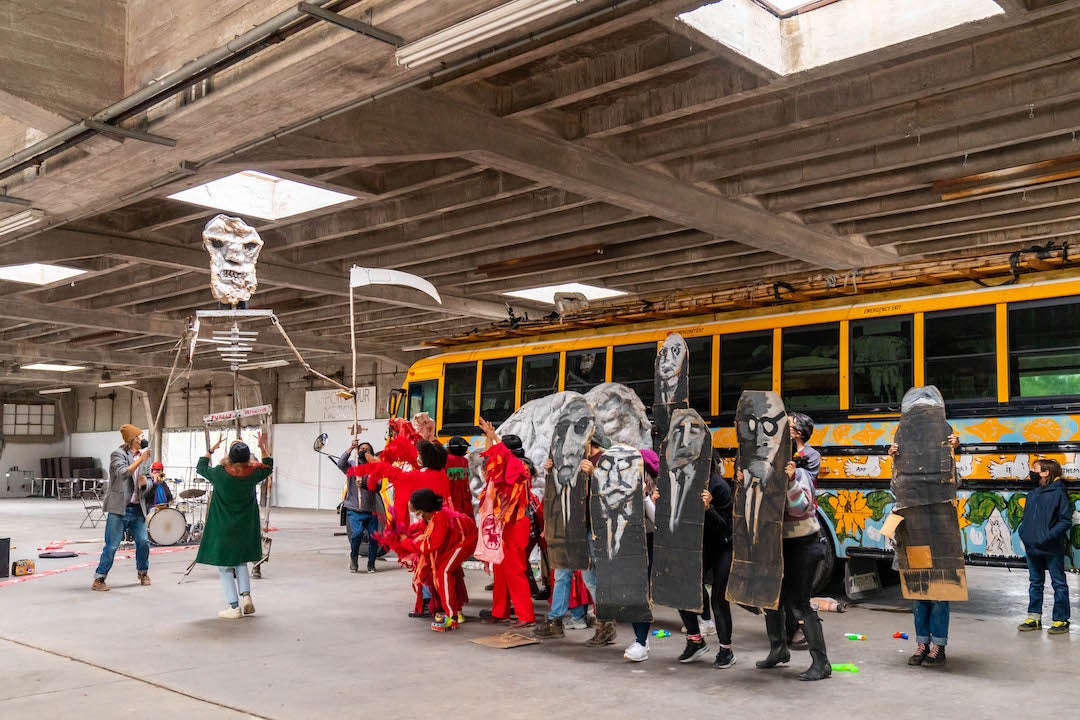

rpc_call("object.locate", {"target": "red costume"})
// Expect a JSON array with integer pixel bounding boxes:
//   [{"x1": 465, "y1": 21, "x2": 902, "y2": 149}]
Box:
[
  {"x1": 399, "y1": 507, "x2": 478, "y2": 627},
  {"x1": 445, "y1": 454, "x2": 474, "y2": 516},
  {"x1": 481, "y1": 442, "x2": 535, "y2": 623},
  {"x1": 348, "y1": 463, "x2": 451, "y2": 549}
]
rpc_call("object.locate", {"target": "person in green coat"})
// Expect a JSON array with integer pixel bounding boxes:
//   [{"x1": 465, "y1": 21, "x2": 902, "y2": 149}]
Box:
[{"x1": 196, "y1": 432, "x2": 274, "y2": 619}]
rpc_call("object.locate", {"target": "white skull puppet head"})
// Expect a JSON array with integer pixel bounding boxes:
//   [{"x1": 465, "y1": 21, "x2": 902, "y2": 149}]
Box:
[
  {"x1": 203, "y1": 214, "x2": 263, "y2": 305},
  {"x1": 664, "y1": 408, "x2": 708, "y2": 532},
  {"x1": 594, "y1": 444, "x2": 642, "y2": 559},
  {"x1": 655, "y1": 333, "x2": 688, "y2": 405}
]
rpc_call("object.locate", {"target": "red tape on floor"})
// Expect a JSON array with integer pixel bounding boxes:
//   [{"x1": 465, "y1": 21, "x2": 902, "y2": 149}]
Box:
[{"x1": 0, "y1": 546, "x2": 194, "y2": 588}]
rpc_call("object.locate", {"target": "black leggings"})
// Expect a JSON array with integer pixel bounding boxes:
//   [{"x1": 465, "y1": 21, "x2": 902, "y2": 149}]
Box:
[
  {"x1": 678, "y1": 544, "x2": 733, "y2": 645},
  {"x1": 769, "y1": 534, "x2": 823, "y2": 626}
]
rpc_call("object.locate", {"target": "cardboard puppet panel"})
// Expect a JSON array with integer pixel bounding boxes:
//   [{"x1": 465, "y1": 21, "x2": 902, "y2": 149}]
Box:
[
  {"x1": 892, "y1": 385, "x2": 957, "y2": 509},
  {"x1": 653, "y1": 333, "x2": 689, "y2": 452},
  {"x1": 652, "y1": 408, "x2": 710, "y2": 610},
  {"x1": 590, "y1": 444, "x2": 652, "y2": 623},
  {"x1": 894, "y1": 502, "x2": 968, "y2": 601},
  {"x1": 727, "y1": 390, "x2": 790, "y2": 611},
  {"x1": 545, "y1": 396, "x2": 593, "y2": 570}
]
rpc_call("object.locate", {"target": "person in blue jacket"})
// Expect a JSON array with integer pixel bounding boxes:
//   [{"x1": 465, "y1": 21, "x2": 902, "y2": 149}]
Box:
[{"x1": 1018, "y1": 459, "x2": 1073, "y2": 635}]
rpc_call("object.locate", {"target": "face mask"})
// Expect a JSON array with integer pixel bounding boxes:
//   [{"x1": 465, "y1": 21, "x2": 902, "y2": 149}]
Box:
[{"x1": 1029, "y1": 470, "x2": 1041, "y2": 482}]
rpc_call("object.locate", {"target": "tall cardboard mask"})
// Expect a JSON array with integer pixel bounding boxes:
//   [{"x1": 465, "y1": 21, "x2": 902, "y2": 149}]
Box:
[{"x1": 203, "y1": 214, "x2": 263, "y2": 305}]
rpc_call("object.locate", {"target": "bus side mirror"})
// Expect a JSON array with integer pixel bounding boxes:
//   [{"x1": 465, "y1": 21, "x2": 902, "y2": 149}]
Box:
[{"x1": 388, "y1": 388, "x2": 405, "y2": 417}]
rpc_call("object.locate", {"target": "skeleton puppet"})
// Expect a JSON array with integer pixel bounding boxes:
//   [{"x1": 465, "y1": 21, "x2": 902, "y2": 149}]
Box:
[
  {"x1": 651, "y1": 408, "x2": 711, "y2": 611},
  {"x1": 653, "y1": 333, "x2": 689, "y2": 451},
  {"x1": 727, "y1": 390, "x2": 790, "y2": 610},
  {"x1": 545, "y1": 396, "x2": 594, "y2": 569},
  {"x1": 203, "y1": 214, "x2": 263, "y2": 306}
]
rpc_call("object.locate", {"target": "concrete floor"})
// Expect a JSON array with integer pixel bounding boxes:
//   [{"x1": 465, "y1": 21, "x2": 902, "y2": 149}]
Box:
[{"x1": 0, "y1": 499, "x2": 1072, "y2": 719}]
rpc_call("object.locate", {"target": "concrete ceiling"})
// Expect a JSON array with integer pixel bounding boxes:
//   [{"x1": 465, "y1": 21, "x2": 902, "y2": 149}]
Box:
[{"x1": 0, "y1": 0, "x2": 1077, "y2": 386}]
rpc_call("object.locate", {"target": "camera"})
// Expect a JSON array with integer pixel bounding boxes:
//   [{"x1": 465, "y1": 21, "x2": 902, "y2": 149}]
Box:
[
  {"x1": 793, "y1": 453, "x2": 810, "y2": 470},
  {"x1": 140, "y1": 438, "x2": 150, "y2": 450}
]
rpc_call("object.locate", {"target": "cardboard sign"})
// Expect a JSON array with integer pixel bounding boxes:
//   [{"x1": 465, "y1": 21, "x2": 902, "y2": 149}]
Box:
[{"x1": 544, "y1": 396, "x2": 593, "y2": 570}]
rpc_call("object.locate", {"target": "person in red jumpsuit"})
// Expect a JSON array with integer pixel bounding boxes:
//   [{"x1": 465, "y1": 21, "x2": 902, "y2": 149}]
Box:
[
  {"x1": 478, "y1": 418, "x2": 536, "y2": 628},
  {"x1": 395, "y1": 488, "x2": 478, "y2": 632},
  {"x1": 445, "y1": 436, "x2": 475, "y2": 516}
]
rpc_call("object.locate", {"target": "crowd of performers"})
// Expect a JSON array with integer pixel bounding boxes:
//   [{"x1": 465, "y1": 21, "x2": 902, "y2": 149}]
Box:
[{"x1": 337, "y1": 411, "x2": 836, "y2": 679}]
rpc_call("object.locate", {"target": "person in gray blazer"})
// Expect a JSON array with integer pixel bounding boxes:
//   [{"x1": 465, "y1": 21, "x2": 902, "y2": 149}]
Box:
[{"x1": 92, "y1": 423, "x2": 153, "y2": 591}]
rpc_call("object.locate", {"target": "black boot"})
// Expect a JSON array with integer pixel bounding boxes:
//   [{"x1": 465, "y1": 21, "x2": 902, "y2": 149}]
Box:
[
  {"x1": 756, "y1": 611, "x2": 791, "y2": 668},
  {"x1": 797, "y1": 615, "x2": 832, "y2": 681}
]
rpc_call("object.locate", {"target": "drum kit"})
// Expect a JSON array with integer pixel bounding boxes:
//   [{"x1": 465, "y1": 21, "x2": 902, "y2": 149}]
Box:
[{"x1": 147, "y1": 484, "x2": 210, "y2": 546}]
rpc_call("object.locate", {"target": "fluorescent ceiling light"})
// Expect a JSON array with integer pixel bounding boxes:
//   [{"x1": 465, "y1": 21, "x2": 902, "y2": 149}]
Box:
[
  {"x1": 237, "y1": 359, "x2": 290, "y2": 370},
  {"x1": 396, "y1": 0, "x2": 584, "y2": 68},
  {"x1": 502, "y1": 282, "x2": 627, "y2": 305},
  {"x1": 99, "y1": 380, "x2": 137, "y2": 387},
  {"x1": 0, "y1": 208, "x2": 45, "y2": 237},
  {"x1": 680, "y1": 0, "x2": 1002, "y2": 76},
  {"x1": 168, "y1": 170, "x2": 354, "y2": 220},
  {"x1": 38, "y1": 388, "x2": 72, "y2": 395},
  {"x1": 23, "y1": 363, "x2": 87, "y2": 372},
  {"x1": 0, "y1": 263, "x2": 87, "y2": 285}
]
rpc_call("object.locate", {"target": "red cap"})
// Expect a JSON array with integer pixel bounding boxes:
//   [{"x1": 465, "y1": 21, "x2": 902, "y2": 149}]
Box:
[{"x1": 150, "y1": 461, "x2": 164, "y2": 471}]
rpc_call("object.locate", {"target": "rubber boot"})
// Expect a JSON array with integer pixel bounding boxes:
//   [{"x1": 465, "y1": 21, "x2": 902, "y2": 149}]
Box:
[
  {"x1": 755, "y1": 610, "x2": 791, "y2": 668},
  {"x1": 797, "y1": 615, "x2": 832, "y2": 681}
]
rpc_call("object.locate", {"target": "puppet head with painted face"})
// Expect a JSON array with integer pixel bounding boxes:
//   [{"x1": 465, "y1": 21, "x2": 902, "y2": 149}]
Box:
[
  {"x1": 655, "y1": 333, "x2": 688, "y2": 404},
  {"x1": 203, "y1": 214, "x2": 263, "y2": 305},
  {"x1": 551, "y1": 397, "x2": 594, "y2": 492},
  {"x1": 900, "y1": 384, "x2": 944, "y2": 414},
  {"x1": 595, "y1": 445, "x2": 641, "y2": 517},
  {"x1": 735, "y1": 390, "x2": 789, "y2": 482}
]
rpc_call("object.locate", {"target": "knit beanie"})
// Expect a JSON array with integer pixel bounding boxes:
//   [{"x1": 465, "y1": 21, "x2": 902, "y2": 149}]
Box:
[
  {"x1": 228, "y1": 442, "x2": 251, "y2": 464},
  {"x1": 120, "y1": 424, "x2": 142, "y2": 445}
]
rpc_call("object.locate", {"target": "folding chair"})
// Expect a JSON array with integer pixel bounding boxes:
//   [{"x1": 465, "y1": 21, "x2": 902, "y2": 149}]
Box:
[{"x1": 79, "y1": 490, "x2": 105, "y2": 528}]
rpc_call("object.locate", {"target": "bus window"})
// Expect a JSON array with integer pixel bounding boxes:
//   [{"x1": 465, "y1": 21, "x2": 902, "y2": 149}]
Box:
[
  {"x1": 612, "y1": 343, "x2": 656, "y2": 406},
  {"x1": 926, "y1": 307, "x2": 996, "y2": 402},
  {"x1": 406, "y1": 380, "x2": 437, "y2": 420},
  {"x1": 1009, "y1": 299, "x2": 1080, "y2": 398},
  {"x1": 565, "y1": 348, "x2": 606, "y2": 393},
  {"x1": 851, "y1": 316, "x2": 913, "y2": 408},
  {"x1": 720, "y1": 331, "x2": 771, "y2": 412},
  {"x1": 522, "y1": 353, "x2": 559, "y2": 404},
  {"x1": 782, "y1": 323, "x2": 839, "y2": 411},
  {"x1": 480, "y1": 358, "x2": 516, "y2": 424},
  {"x1": 686, "y1": 336, "x2": 713, "y2": 416},
  {"x1": 442, "y1": 362, "x2": 477, "y2": 426}
]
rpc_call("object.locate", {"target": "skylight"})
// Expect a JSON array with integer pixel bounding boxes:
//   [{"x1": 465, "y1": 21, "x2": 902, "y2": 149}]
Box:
[
  {"x1": 23, "y1": 364, "x2": 87, "y2": 372},
  {"x1": 503, "y1": 282, "x2": 628, "y2": 305},
  {"x1": 0, "y1": 263, "x2": 86, "y2": 285},
  {"x1": 679, "y1": 0, "x2": 1003, "y2": 76},
  {"x1": 168, "y1": 170, "x2": 355, "y2": 220}
]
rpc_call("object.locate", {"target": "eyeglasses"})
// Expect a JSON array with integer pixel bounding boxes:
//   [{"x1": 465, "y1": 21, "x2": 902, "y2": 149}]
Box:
[{"x1": 746, "y1": 412, "x2": 787, "y2": 437}]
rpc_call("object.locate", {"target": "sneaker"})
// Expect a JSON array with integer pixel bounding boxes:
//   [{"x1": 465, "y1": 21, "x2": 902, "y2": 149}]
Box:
[
  {"x1": 455, "y1": 612, "x2": 466, "y2": 625},
  {"x1": 533, "y1": 618, "x2": 566, "y2": 639},
  {"x1": 240, "y1": 594, "x2": 255, "y2": 616},
  {"x1": 923, "y1": 643, "x2": 947, "y2": 667},
  {"x1": 484, "y1": 582, "x2": 495, "y2": 591},
  {"x1": 218, "y1": 606, "x2": 243, "y2": 619},
  {"x1": 713, "y1": 647, "x2": 736, "y2": 669},
  {"x1": 481, "y1": 615, "x2": 509, "y2": 625},
  {"x1": 91, "y1": 578, "x2": 109, "y2": 592},
  {"x1": 700, "y1": 618, "x2": 717, "y2": 636},
  {"x1": 349, "y1": 557, "x2": 359, "y2": 573},
  {"x1": 908, "y1": 642, "x2": 929, "y2": 666},
  {"x1": 1048, "y1": 620, "x2": 1071, "y2": 635},
  {"x1": 585, "y1": 614, "x2": 597, "y2": 628},
  {"x1": 585, "y1": 621, "x2": 617, "y2": 647},
  {"x1": 1018, "y1": 617, "x2": 1042, "y2": 632},
  {"x1": 431, "y1": 613, "x2": 458, "y2": 632},
  {"x1": 367, "y1": 566, "x2": 377, "y2": 574},
  {"x1": 564, "y1": 615, "x2": 589, "y2": 630},
  {"x1": 137, "y1": 572, "x2": 151, "y2": 586},
  {"x1": 678, "y1": 638, "x2": 710, "y2": 663},
  {"x1": 623, "y1": 641, "x2": 649, "y2": 662}
]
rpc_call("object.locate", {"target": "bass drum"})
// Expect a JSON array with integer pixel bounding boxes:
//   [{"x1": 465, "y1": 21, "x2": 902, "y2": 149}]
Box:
[{"x1": 147, "y1": 507, "x2": 187, "y2": 546}]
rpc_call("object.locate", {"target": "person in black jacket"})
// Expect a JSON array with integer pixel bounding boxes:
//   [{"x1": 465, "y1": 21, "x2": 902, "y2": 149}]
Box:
[
  {"x1": 336, "y1": 439, "x2": 381, "y2": 573},
  {"x1": 1018, "y1": 459, "x2": 1072, "y2": 634},
  {"x1": 675, "y1": 462, "x2": 736, "y2": 669}
]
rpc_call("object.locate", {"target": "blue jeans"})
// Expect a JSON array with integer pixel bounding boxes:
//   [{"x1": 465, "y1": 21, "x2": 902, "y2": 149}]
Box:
[
  {"x1": 547, "y1": 568, "x2": 597, "y2": 621},
  {"x1": 95, "y1": 505, "x2": 149, "y2": 579},
  {"x1": 346, "y1": 510, "x2": 380, "y2": 568},
  {"x1": 912, "y1": 600, "x2": 950, "y2": 645},
  {"x1": 218, "y1": 564, "x2": 251, "y2": 606},
  {"x1": 1027, "y1": 550, "x2": 1070, "y2": 622}
]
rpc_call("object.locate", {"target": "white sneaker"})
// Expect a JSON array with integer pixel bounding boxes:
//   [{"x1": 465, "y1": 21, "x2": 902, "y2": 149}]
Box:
[
  {"x1": 700, "y1": 618, "x2": 716, "y2": 635},
  {"x1": 240, "y1": 594, "x2": 255, "y2": 616},
  {"x1": 623, "y1": 641, "x2": 649, "y2": 662},
  {"x1": 564, "y1": 616, "x2": 588, "y2": 630},
  {"x1": 218, "y1": 606, "x2": 243, "y2": 619}
]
